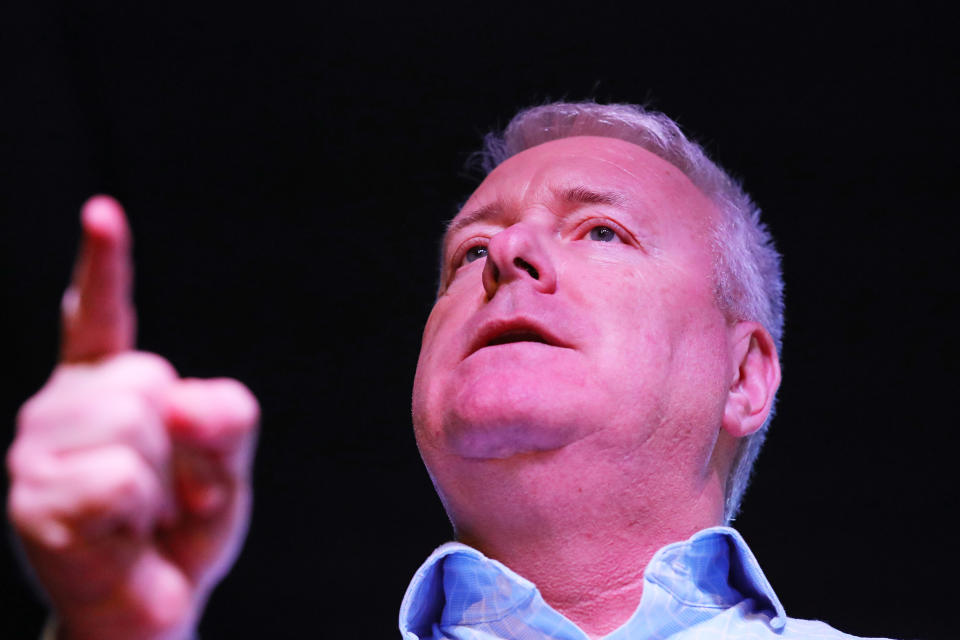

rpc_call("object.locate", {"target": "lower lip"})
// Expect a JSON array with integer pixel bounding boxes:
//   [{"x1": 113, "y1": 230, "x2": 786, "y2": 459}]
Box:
[
  {"x1": 460, "y1": 342, "x2": 576, "y2": 377},
  {"x1": 472, "y1": 341, "x2": 566, "y2": 355}
]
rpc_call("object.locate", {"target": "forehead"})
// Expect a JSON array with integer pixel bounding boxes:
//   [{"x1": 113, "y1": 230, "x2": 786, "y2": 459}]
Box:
[{"x1": 450, "y1": 136, "x2": 717, "y2": 238}]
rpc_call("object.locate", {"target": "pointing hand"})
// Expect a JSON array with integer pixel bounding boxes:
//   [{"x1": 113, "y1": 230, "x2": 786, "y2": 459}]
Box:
[{"x1": 7, "y1": 197, "x2": 259, "y2": 640}]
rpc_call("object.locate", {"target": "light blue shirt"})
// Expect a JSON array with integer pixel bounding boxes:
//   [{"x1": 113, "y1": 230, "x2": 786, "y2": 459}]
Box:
[{"x1": 399, "y1": 527, "x2": 891, "y2": 639}]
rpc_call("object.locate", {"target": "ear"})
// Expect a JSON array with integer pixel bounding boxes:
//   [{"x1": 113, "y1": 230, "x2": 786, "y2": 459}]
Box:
[{"x1": 722, "y1": 321, "x2": 781, "y2": 438}]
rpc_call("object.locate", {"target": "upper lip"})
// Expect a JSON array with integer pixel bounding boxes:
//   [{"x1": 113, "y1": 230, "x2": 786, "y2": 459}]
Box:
[{"x1": 468, "y1": 317, "x2": 570, "y2": 355}]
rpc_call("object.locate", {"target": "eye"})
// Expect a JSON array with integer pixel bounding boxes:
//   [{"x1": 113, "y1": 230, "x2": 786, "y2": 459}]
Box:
[
  {"x1": 462, "y1": 244, "x2": 488, "y2": 265},
  {"x1": 588, "y1": 225, "x2": 619, "y2": 242}
]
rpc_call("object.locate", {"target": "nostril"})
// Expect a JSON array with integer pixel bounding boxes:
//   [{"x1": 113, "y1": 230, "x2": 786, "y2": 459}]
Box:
[{"x1": 514, "y1": 257, "x2": 539, "y2": 280}]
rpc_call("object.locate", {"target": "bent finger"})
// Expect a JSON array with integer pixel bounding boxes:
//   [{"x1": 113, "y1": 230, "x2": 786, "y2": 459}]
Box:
[
  {"x1": 164, "y1": 379, "x2": 259, "y2": 518},
  {"x1": 61, "y1": 195, "x2": 136, "y2": 363},
  {"x1": 9, "y1": 446, "x2": 172, "y2": 548},
  {"x1": 165, "y1": 378, "x2": 260, "y2": 464}
]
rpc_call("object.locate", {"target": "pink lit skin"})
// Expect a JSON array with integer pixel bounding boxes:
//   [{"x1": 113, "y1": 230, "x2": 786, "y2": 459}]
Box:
[
  {"x1": 7, "y1": 196, "x2": 259, "y2": 640},
  {"x1": 412, "y1": 137, "x2": 781, "y2": 637}
]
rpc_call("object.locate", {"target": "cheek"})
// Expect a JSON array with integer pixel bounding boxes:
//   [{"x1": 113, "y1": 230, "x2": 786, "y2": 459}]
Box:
[
  {"x1": 412, "y1": 305, "x2": 447, "y2": 419},
  {"x1": 568, "y1": 256, "x2": 725, "y2": 385},
  {"x1": 566, "y1": 256, "x2": 671, "y2": 339},
  {"x1": 562, "y1": 254, "x2": 649, "y2": 312},
  {"x1": 411, "y1": 294, "x2": 473, "y2": 432},
  {"x1": 417, "y1": 293, "x2": 467, "y2": 364}
]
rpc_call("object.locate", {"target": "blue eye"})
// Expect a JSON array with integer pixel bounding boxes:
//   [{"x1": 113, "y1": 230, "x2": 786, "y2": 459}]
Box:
[
  {"x1": 464, "y1": 245, "x2": 488, "y2": 264},
  {"x1": 588, "y1": 226, "x2": 617, "y2": 242}
]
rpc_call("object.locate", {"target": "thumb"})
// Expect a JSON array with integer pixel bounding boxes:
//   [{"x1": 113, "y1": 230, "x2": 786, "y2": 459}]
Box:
[{"x1": 164, "y1": 378, "x2": 260, "y2": 516}]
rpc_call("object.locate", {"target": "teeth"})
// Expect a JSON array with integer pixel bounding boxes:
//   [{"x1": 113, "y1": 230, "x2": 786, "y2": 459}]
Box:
[{"x1": 488, "y1": 331, "x2": 547, "y2": 347}]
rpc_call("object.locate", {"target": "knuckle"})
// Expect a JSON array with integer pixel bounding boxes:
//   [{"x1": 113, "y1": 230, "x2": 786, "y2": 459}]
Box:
[
  {"x1": 105, "y1": 395, "x2": 170, "y2": 464},
  {"x1": 107, "y1": 394, "x2": 155, "y2": 434},
  {"x1": 64, "y1": 448, "x2": 155, "y2": 524},
  {"x1": 12, "y1": 389, "x2": 167, "y2": 465},
  {"x1": 7, "y1": 485, "x2": 36, "y2": 527},
  {"x1": 8, "y1": 446, "x2": 161, "y2": 547},
  {"x1": 66, "y1": 450, "x2": 157, "y2": 526},
  {"x1": 15, "y1": 393, "x2": 50, "y2": 435},
  {"x1": 214, "y1": 378, "x2": 261, "y2": 427},
  {"x1": 114, "y1": 351, "x2": 179, "y2": 385},
  {"x1": 7, "y1": 485, "x2": 69, "y2": 549},
  {"x1": 170, "y1": 378, "x2": 260, "y2": 445},
  {"x1": 103, "y1": 447, "x2": 152, "y2": 492},
  {"x1": 6, "y1": 441, "x2": 34, "y2": 477}
]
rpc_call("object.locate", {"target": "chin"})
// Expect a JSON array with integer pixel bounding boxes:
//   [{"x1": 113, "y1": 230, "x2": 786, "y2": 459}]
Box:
[
  {"x1": 444, "y1": 420, "x2": 575, "y2": 459},
  {"x1": 440, "y1": 376, "x2": 589, "y2": 459},
  {"x1": 414, "y1": 345, "x2": 598, "y2": 459}
]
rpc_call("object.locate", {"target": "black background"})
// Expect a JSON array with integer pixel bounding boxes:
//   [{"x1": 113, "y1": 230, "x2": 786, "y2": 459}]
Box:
[{"x1": 1, "y1": 2, "x2": 955, "y2": 638}]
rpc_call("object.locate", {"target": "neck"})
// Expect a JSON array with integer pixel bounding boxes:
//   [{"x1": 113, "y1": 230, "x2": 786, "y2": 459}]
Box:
[{"x1": 448, "y1": 446, "x2": 728, "y2": 637}]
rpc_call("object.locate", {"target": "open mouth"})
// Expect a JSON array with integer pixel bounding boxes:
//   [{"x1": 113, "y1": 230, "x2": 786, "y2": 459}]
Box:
[
  {"x1": 486, "y1": 329, "x2": 550, "y2": 347},
  {"x1": 470, "y1": 319, "x2": 568, "y2": 356}
]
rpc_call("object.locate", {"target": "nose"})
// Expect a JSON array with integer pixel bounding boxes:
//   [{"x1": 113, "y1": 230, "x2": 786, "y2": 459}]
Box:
[{"x1": 482, "y1": 222, "x2": 558, "y2": 298}]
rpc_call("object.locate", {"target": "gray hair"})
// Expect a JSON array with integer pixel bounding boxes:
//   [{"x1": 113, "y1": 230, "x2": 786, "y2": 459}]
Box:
[{"x1": 476, "y1": 102, "x2": 784, "y2": 522}]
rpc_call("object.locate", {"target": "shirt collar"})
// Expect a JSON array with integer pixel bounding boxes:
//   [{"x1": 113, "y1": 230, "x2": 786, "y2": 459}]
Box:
[
  {"x1": 399, "y1": 542, "x2": 539, "y2": 637},
  {"x1": 644, "y1": 527, "x2": 786, "y2": 629},
  {"x1": 399, "y1": 526, "x2": 787, "y2": 637}
]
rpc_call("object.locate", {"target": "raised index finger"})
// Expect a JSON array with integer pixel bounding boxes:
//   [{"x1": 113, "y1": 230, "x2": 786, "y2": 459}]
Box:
[{"x1": 60, "y1": 195, "x2": 137, "y2": 363}]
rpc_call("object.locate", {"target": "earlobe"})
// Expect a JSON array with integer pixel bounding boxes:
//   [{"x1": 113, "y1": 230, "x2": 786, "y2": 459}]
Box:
[{"x1": 721, "y1": 322, "x2": 781, "y2": 438}]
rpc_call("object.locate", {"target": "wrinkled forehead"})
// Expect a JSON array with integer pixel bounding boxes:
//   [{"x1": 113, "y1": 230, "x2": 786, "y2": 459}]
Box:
[{"x1": 450, "y1": 136, "x2": 720, "y2": 242}]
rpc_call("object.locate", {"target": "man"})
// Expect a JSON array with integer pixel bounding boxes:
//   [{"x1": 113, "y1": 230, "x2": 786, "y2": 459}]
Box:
[{"x1": 7, "y1": 102, "x2": 888, "y2": 639}]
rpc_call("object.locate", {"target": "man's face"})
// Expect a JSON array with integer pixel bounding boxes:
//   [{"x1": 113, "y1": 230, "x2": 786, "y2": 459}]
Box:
[{"x1": 412, "y1": 136, "x2": 735, "y2": 517}]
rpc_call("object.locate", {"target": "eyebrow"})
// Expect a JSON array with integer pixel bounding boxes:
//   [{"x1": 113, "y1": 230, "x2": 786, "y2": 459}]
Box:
[
  {"x1": 445, "y1": 185, "x2": 626, "y2": 239},
  {"x1": 444, "y1": 201, "x2": 503, "y2": 238},
  {"x1": 555, "y1": 185, "x2": 626, "y2": 208}
]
